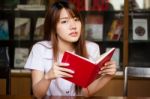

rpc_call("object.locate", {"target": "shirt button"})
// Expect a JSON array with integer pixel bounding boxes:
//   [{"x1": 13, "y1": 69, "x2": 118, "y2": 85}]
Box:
[{"x1": 66, "y1": 91, "x2": 69, "y2": 94}]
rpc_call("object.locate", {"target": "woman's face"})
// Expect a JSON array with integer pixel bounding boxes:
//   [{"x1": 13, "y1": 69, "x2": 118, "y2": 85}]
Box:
[{"x1": 56, "y1": 8, "x2": 81, "y2": 43}]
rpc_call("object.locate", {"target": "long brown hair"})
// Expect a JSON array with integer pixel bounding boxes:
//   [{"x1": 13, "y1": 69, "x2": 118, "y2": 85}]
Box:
[{"x1": 44, "y1": 1, "x2": 88, "y2": 94}]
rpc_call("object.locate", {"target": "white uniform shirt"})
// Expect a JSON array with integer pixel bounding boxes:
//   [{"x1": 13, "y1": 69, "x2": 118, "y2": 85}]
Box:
[{"x1": 24, "y1": 40, "x2": 100, "y2": 96}]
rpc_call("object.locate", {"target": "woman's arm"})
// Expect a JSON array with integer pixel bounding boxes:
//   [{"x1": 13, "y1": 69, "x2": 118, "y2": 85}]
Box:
[
  {"x1": 31, "y1": 62, "x2": 74, "y2": 99},
  {"x1": 81, "y1": 60, "x2": 116, "y2": 97},
  {"x1": 32, "y1": 70, "x2": 52, "y2": 99}
]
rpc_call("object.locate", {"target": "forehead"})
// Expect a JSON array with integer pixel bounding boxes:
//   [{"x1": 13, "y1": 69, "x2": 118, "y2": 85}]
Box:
[{"x1": 59, "y1": 8, "x2": 75, "y2": 18}]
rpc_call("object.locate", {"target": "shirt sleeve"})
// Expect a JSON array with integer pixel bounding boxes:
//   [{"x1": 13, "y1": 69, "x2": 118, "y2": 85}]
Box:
[
  {"x1": 86, "y1": 41, "x2": 101, "y2": 62},
  {"x1": 24, "y1": 43, "x2": 44, "y2": 71}
]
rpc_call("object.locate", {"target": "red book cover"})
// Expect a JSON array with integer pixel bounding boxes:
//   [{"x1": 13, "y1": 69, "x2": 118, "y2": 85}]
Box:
[{"x1": 61, "y1": 48, "x2": 115, "y2": 88}]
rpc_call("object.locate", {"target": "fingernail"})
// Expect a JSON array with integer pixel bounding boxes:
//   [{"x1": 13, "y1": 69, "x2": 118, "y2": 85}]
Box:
[
  {"x1": 64, "y1": 63, "x2": 69, "y2": 66},
  {"x1": 71, "y1": 70, "x2": 75, "y2": 73},
  {"x1": 98, "y1": 71, "x2": 101, "y2": 74}
]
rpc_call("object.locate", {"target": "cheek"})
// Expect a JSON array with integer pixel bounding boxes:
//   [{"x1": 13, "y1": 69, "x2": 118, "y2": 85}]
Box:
[
  {"x1": 77, "y1": 22, "x2": 82, "y2": 31},
  {"x1": 56, "y1": 25, "x2": 67, "y2": 35},
  {"x1": 56, "y1": 26, "x2": 68, "y2": 39}
]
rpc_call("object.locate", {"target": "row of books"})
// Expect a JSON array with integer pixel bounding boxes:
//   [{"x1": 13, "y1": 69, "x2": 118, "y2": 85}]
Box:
[
  {"x1": 0, "y1": 17, "x2": 149, "y2": 41},
  {"x1": 0, "y1": 16, "x2": 110, "y2": 41},
  {"x1": 0, "y1": 46, "x2": 120, "y2": 69},
  {"x1": 85, "y1": 15, "x2": 149, "y2": 41},
  {"x1": 1, "y1": 0, "x2": 123, "y2": 11},
  {"x1": 129, "y1": 0, "x2": 150, "y2": 10},
  {"x1": 0, "y1": 47, "x2": 29, "y2": 68},
  {"x1": 10, "y1": 0, "x2": 124, "y2": 11},
  {"x1": 15, "y1": 17, "x2": 45, "y2": 40},
  {"x1": 68, "y1": 0, "x2": 124, "y2": 11},
  {"x1": 0, "y1": 17, "x2": 45, "y2": 40},
  {"x1": 108, "y1": 18, "x2": 149, "y2": 41},
  {"x1": 70, "y1": 0, "x2": 150, "y2": 11},
  {"x1": 85, "y1": 14, "x2": 123, "y2": 41}
]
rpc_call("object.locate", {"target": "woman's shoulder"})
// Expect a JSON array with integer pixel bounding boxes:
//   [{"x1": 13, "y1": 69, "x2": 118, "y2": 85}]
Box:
[
  {"x1": 85, "y1": 40, "x2": 100, "y2": 54},
  {"x1": 33, "y1": 40, "x2": 52, "y2": 49},
  {"x1": 85, "y1": 40, "x2": 99, "y2": 48},
  {"x1": 85, "y1": 41, "x2": 100, "y2": 60}
]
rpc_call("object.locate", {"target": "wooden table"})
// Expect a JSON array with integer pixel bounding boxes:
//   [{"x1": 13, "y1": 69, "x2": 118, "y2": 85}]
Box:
[{"x1": 1, "y1": 96, "x2": 150, "y2": 99}]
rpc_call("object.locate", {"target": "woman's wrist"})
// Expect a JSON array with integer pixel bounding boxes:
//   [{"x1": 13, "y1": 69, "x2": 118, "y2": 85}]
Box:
[
  {"x1": 44, "y1": 70, "x2": 54, "y2": 80},
  {"x1": 44, "y1": 73, "x2": 49, "y2": 80}
]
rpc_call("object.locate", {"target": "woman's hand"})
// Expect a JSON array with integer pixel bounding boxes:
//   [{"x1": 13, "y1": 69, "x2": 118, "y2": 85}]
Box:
[
  {"x1": 44, "y1": 62, "x2": 74, "y2": 80},
  {"x1": 98, "y1": 60, "x2": 116, "y2": 76}
]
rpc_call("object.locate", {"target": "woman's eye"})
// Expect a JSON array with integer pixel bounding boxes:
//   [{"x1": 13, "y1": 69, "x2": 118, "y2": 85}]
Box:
[
  {"x1": 74, "y1": 18, "x2": 79, "y2": 21},
  {"x1": 61, "y1": 20, "x2": 68, "y2": 24}
]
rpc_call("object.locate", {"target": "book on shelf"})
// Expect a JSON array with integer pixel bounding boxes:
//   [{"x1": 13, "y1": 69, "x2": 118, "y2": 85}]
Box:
[
  {"x1": 129, "y1": 0, "x2": 140, "y2": 10},
  {"x1": 107, "y1": 19, "x2": 123, "y2": 41},
  {"x1": 34, "y1": 17, "x2": 45, "y2": 40},
  {"x1": 27, "y1": 0, "x2": 45, "y2": 5},
  {"x1": 0, "y1": 47, "x2": 9, "y2": 67},
  {"x1": 89, "y1": 0, "x2": 111, "y2": 11},
  {"x1": 109, "y1": 0, "x2": 124, "y2": 11},
  {"x1": 14, "y1": 48, "x2": 29, "y2": 68},
  {"x1": 0, "y1": 0, "x2": 18, "y2": 9},
  {"x1": 69, "y1": 0, "x2": 86, "y2": 11},
  {"x1": 132, "y1": 18, "x2": 148, "y2": 40},
  {"x1": 144, "y1": 0, "x2": 150, "y2": 9},
  {"x1": 85, "y1": 0, "x2": 91, "y2": 11},
  {"x1": 14, "y1": 18, "x2": 30, "y2": 40},
  {"x1": 106, "y1": 47, "x2": 120, "y2": 69},
  {"x1": 15, "y1": 4, "x2": 45, "y2": 11},
  {"x1": 0, "y1": 20, "x2": 9, "y2": 40},
  {"x1": 85, "y1": 14, "x2": 103, "y2": 41},
  {"x1": 61, "y1": 48, "x2": 115, "y2": 88},
  {"x1": 48, "y1": 0, "x2": 57, "y2": 5}
]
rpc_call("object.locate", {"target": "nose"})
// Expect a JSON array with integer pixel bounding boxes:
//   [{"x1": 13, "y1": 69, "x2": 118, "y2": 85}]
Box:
[{"x1": 70, "y1": 19, "x2": 76, "y2": 30}]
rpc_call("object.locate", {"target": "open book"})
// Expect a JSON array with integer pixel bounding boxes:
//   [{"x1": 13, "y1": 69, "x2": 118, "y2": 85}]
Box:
[{"x1": 61, "y1": 48, "x2": 115, "y2": 88}]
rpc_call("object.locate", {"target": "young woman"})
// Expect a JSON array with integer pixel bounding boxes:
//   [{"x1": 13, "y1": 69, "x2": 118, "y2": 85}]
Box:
[{"x1": 25, "y1": 1, "x2": 116, "y2": 98}]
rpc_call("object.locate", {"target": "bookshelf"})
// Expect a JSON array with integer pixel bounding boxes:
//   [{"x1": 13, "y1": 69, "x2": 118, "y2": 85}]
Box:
[
  {"x1": 0, "y1": 0, "x2": 125, "y2": 70},
  {"x1": 0, "y1": 0, "x2": 149, "y2": 70},
  {"x1": 128, "y1": 0, "x2": 150, "y2": 67},
  {"x1": 0, "y1": 9, "x2": 45, "y2": 69},
  {"x1": 0, "y1": 0, "x2": 150, "y2": 96},
  {"x1": 79, "y1": 0, "x2": 125, "y2": 70}
]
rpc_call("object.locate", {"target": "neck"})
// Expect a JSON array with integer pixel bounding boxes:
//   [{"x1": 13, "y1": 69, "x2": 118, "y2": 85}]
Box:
[{"x1": 58, "y1": 41, "x2": 74, "y2": 53}]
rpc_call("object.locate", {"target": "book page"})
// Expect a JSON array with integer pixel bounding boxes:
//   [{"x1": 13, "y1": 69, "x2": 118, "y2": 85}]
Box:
[
  {"x1": 65, "y1": 51, "x2": 95, "y2": 64},
  {"x1": 95, "y1": 48, "x2": 115, "y2": 64},
  {"x1": 66, "y1": 48, "x2": 115, "y2": 65},
  {"x1": 106, "y1": 47, "x2": 120, "y2": 69}
]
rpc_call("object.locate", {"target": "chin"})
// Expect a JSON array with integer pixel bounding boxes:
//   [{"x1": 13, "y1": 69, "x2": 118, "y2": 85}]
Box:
[
  {"x1": 71, "y1": 38, "x2": 80, "y2": 42},
  {"x1": 67, "y1": 37, "x2": 79, "y2": 42}
]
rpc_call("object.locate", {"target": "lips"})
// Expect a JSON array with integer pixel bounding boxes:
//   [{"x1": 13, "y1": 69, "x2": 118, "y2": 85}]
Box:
[{"x1": 69, "y1": 32, "x2": 78, "y2": 37}]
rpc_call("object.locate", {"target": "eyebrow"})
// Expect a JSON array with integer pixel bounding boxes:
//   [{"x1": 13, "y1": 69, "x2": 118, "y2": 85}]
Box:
[
  {"x1": 59, "y1": 17, "x2": 69, "y2": 20},
  {"x1": 59, "y1": 15, "x2": 76, "y2": 20}
]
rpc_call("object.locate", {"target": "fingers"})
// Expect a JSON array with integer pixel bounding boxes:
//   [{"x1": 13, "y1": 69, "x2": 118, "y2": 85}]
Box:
[
  {"x1": 99, "y1": 60, "x2": 116, "y2": 76},
  {"x1": 57, "y1": 70, "x2": 73, "y2": 78},
  {"x1": 54, "y1": 62, "x2": 74, "y2": 73},
  {"x1": 58, "y1": 66, "x2": 74, "y2": 74},
  {"x1": 52, "y1": 62, "x2": 75, "y2": 78}
]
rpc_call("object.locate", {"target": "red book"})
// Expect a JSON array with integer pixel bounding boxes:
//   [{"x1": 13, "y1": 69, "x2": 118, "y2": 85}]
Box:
[{"x1": 61, "y1": 48, "x2": 115, "y2": 88}]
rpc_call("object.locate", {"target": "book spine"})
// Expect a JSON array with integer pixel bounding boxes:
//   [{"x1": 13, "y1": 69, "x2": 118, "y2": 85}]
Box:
[
  {"x1": 69, "y1": 0, "x2": 85, "y2": 11},
  {"x1": 87, "y1": 65, "x2": 99, "y2": 86},
  {"x1": 90, "y1": 0, "x2": 109, "y2": 11}
]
